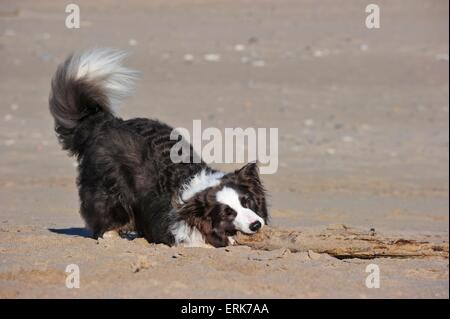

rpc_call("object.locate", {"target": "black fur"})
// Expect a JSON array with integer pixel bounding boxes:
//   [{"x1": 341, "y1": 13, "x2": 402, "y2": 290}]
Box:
[{"x1": 49, "y1": 50, "x2": 269, "y2": 247}]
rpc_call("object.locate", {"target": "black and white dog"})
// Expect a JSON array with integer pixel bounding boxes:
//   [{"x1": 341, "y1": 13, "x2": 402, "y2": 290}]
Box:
[{"x1": 49, "y1": 48, "x2": 268, "y2": 247}]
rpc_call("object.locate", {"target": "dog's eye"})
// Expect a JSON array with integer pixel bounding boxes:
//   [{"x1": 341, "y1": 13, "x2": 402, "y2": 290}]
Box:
[
  {"x1": 240, "y1": 196, "x2": 249, "y2": 208},
  {"x1": 225, "y1": 207, "x2": 236, "y2": 217}
]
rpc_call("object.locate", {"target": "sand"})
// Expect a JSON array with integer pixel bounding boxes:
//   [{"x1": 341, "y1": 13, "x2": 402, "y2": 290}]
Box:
[{"x1": 0, "y1": 0, "x2": 448, "y2": 298}]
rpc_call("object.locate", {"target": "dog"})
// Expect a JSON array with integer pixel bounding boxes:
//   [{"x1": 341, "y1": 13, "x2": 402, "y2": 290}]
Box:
[{"x1": 49, "y1": 48, "x2": 268, "y2": 247}]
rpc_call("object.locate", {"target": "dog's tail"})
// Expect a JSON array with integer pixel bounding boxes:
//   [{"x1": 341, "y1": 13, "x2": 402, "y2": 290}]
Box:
[{"x1": 49, "y1": 48, "x2": 137, "y2": 156}]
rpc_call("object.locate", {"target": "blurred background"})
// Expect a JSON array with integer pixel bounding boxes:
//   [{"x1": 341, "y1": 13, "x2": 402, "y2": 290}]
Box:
[{"x1": 0, "y1": 0, "x2": 448, "y2": 234}]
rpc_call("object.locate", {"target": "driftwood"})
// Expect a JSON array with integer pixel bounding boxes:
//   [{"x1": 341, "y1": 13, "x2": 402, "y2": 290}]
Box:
[{"x1": 235, "y1": 225, "x2": 449, "y2": 259}]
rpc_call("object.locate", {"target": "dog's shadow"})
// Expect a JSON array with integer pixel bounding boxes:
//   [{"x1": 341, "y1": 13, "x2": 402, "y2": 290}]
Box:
[
  {"x1": 48, "y1": 227, "x2": 139, "y2": 240},
  {"x1": 48, "y1": 227, "x2": 93, "y2": 238}
]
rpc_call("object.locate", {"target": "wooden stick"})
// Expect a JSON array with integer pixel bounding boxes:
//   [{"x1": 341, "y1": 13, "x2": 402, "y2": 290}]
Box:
[{"x1": 235, "y1": 224, "x2": 449, "y2": 259}]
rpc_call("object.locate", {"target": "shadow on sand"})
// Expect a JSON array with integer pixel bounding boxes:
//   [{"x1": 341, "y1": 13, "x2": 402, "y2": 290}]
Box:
[{"x1": 48, "y1": 227, "x2": 93, "y2": 238}]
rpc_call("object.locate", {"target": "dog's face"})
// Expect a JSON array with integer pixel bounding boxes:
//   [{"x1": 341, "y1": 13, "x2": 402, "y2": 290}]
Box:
[
  {"x1": 215, "y1": 162, "x2": 268, "y2": 234},
  {"x1": 177, "y1": 163, "x2": 268, "y2": 247}
]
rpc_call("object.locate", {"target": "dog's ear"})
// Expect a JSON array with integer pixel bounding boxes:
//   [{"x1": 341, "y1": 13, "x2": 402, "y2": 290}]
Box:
[{"x1": 235, "y1": 162, "x2": 260, "y2": 181}]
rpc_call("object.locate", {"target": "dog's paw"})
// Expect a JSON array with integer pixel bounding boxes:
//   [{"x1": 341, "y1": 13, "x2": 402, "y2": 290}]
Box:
[
  {"x1": 102, "y1": 230, "x2": 121, "y2": 239},
  {"x1": 228, "y1": 236, "x2": 236, "y2": 246}
]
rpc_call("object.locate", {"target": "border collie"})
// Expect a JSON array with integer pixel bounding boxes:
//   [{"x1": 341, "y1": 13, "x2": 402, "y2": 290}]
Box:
[{"x1": 49, "y1": 48, "x2": 268, "y2": 247}]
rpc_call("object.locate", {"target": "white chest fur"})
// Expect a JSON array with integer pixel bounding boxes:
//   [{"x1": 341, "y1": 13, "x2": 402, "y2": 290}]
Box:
[{"x1": 170, "y1": 220, "x2": 210, "y2": 247}]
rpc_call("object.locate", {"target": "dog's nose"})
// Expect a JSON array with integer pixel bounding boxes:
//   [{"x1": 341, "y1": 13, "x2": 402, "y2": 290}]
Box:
[{"x1": 249, "y1": 221, "x2": 262, "y2": 232}]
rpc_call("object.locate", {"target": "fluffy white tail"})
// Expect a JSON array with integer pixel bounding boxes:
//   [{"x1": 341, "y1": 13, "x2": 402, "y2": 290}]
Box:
[
  {"x1": 49, "y1": 48, "x2": 138, "y2": 155},
  {"x1": 70, "y1": 48, "x2": 138, "y2": 113}
]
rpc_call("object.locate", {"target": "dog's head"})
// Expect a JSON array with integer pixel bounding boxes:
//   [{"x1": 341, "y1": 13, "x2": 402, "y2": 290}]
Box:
[{"x1": 175, "y1": 163, "x2": 268, "y2": 247}]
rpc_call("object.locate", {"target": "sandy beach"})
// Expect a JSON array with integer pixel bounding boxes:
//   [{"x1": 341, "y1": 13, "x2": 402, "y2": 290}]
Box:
[{"x1": 0, "y1": 0, "x2": 448, "y2": 298}]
